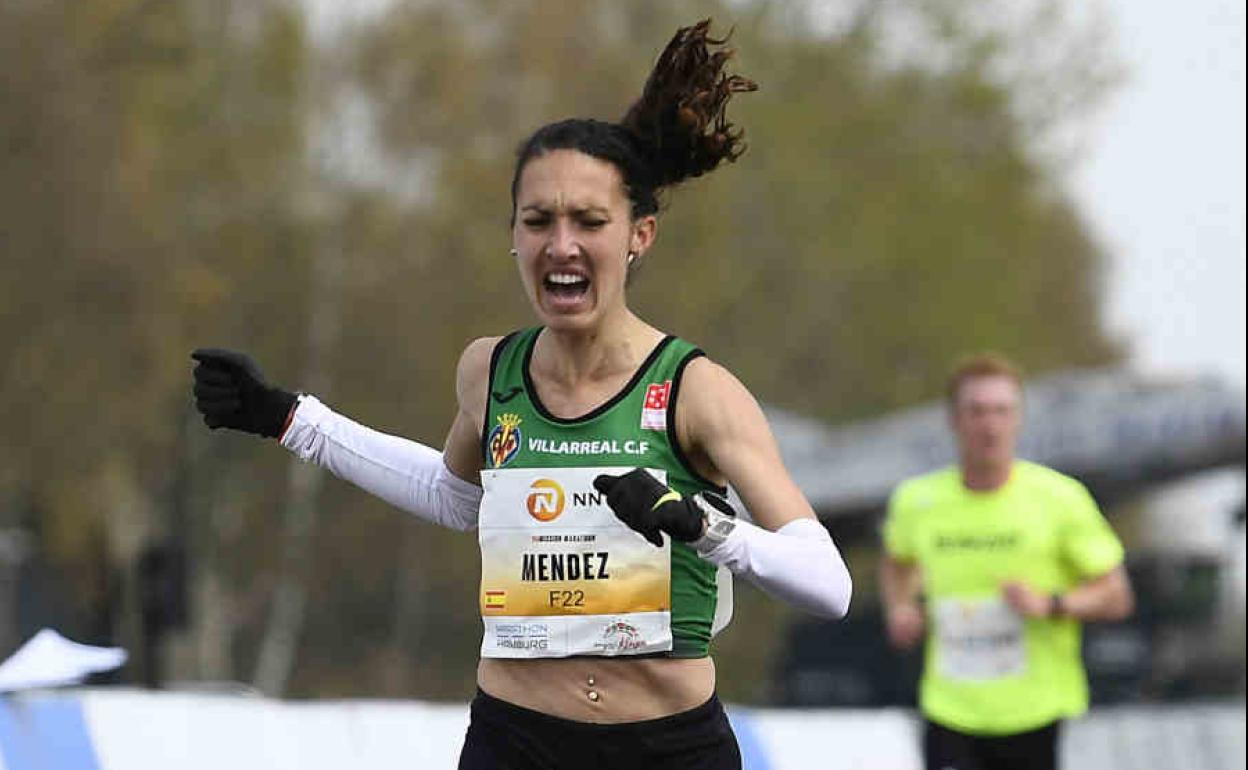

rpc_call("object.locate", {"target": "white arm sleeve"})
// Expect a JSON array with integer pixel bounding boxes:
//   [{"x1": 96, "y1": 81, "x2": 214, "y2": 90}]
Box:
[
  {"x1": 279, "y1": 395, "x2": 481, "y2": 531},
  {"x1": 695, "y1": 517, "x2": 851, "y2": 619}
]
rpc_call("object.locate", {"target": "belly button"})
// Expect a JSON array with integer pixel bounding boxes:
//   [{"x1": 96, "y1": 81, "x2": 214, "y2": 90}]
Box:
[{"x1": 587, "y1": 690, "x2": 600, "y2": 702}]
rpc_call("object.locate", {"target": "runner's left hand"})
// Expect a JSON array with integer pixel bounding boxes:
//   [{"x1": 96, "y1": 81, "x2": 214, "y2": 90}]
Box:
[
  {"x1": 593, "y1": 470, "x2": 706, "y2": 546},
  {"x1": 1001, "y1": 581, "x2": 1050, "y2": 617}
]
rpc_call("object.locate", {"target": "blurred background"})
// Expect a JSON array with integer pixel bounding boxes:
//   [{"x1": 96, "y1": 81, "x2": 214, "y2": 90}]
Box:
[{"x1": 0, "y1": 0, "x2": 1243, "y2": 742}]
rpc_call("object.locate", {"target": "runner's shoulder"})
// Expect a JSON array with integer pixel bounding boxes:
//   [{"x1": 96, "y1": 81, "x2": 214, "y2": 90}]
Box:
[
  {"x1": 1013, "y1": 459, "x2": 1093, "y2": 496},
  {"x1": 1012, "y1": 460, "x2": 1093, "y2": 506},
  {"x1": 679, "y1": 355, "x2": 756, "y2": 410},
  {"x1": 893, "y1": 466, "x2": 961, "y2": 506},
  {"x1": 456, "y1": 336, "x2": 506, "y2": 403}
]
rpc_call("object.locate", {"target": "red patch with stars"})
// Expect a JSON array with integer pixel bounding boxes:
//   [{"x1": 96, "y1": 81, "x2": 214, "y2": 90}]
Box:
[{"x1": 641, "y1": 381, "x2": 671, "y2": 430}]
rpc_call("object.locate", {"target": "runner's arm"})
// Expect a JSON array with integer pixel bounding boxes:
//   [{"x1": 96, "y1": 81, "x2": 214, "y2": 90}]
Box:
[
  {"x1": 880, "y1": 553, "x2": 925, "y2": 649},
  {"x1": 442, "y1": 337, "x2": 496, "y2": 485},
  {"x1": 880, "y1": 553, "x2": 922, "y2": 608},
  {"x1": 279, "y1": 338, "x2": 495, "y2": 531},
  {"x1": 676, "y1": 358, "x2": 852, "y2": 618},
  {"x1": 1003, "y1": 565, "x2": 1134, "y2": 621},
  {"x1": 1059, "y1": 565, "x2": 1134, "y2": 621}
]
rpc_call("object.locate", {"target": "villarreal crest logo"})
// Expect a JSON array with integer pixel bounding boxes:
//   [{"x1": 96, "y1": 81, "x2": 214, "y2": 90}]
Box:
[{"x1": 488, "y1": 414, "x2": 523, "y2": 468}]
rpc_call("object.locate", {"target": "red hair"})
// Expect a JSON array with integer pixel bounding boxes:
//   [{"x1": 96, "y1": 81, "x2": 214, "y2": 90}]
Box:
[{"x1": 946, "y1": 353, "x2": 1023, "y2": 406}]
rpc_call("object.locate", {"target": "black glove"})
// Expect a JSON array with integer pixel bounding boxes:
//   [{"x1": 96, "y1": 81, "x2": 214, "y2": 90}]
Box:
[
  {"x1": 191, "y1": 348, "x2": 297, "y2": 438},
  {"x1": 593, "y1": 469, "x2": 708, "y2": 547}
]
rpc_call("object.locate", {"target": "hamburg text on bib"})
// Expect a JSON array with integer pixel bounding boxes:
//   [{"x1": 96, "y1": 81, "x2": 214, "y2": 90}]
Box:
[
  {"x1": 478, "y1": 466, "x2": 672, "y2": 658},
  {"x1": 933, "y1": 597, "x2": 1027, "y2": 681}
]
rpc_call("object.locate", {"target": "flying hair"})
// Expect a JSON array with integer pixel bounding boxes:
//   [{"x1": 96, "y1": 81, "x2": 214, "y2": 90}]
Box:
[
  {"x1": 621, "y1": 18, "x2": 759, "y2": 189},
  {"x1": 510, "y1": 19, "x2": 758, "y2": 220}
]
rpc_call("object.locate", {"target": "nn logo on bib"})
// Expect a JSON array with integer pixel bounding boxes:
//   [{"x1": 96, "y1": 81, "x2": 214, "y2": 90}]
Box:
[{"x1": 526, "y1": 479, "x2": 566, "y2": 522}]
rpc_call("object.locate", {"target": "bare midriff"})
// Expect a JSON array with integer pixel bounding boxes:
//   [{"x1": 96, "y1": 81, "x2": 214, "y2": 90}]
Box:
[{"x1": 477, "y1": 655, "x2": 716, "y2": 723}]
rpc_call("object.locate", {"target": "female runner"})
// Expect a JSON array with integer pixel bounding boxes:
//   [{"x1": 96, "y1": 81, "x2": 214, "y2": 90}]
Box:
[{"x1": 192, "y1": 20, "x2": 851, "y2": 769}]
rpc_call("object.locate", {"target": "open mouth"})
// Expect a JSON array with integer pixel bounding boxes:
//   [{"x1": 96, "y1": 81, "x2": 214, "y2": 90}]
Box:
[{"x1": 543, "y1": 271, "x2": 591, "y2": 304}]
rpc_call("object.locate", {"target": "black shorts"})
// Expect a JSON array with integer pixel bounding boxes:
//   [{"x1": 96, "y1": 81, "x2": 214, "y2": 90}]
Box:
[
  {"x1": 923, "y1": 718, "x2": 1061, "y2": 770},
  {"x1": 458, "y1": 688, "x2": 742, "y2": 770}
]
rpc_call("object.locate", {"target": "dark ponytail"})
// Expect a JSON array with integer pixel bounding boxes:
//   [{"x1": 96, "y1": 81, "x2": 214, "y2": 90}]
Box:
[
  {"x1": 511, "y1": 19, "x2": 757, "y2": 219},
  {"x1": 621, "y1": 18, "x2": 757, "y2": 190}
]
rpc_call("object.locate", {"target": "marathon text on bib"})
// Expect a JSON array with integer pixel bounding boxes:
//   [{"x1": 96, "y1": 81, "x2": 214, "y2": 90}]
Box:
[
  {"x1": 933, "y1": 597, "x2": 1027, "y2": 681},
  {"x1": 478, "y1": 466, "x2": 672, "y2": 658}
]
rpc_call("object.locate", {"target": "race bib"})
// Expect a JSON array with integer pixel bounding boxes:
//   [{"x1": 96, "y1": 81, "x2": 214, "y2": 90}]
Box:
[
  {"x1": 477, "y1": 466, "x2": 672, "y2": 658},
  {"x1": 933, "y1": 597, "x2": 1027, "y2": 681}
]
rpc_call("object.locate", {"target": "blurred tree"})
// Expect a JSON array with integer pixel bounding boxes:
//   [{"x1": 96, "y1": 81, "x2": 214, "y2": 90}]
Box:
[{"x1": 0, "y1": 0, "x2": 313, "y2": 682}]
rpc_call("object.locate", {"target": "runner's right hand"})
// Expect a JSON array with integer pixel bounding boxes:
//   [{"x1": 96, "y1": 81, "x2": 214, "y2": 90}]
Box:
[
  {"x1": 885, "y1": 603, "x2": 925, "y2": 650},
  {"x1": 191, "y1": 348, "x2": 297, "y2": 439}
]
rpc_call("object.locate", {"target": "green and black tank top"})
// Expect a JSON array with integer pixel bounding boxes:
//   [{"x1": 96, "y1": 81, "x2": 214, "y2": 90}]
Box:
[{"x1": 476, "y1": 327, "x2": 729, "y2": 659}]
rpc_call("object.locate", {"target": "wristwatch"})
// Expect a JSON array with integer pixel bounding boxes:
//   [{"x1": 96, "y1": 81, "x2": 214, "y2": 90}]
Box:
[
  {"x1": 1049, "y1": 593, "x2": 1067, "y2": 618},
  {"x1": 691, "y1": 492, "x2": 737, "y2": 552}
]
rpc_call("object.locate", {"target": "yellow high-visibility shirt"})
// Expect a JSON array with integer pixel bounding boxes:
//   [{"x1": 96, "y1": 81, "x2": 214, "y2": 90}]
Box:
[{"x1": 884, "y1": 461, "x2": 1124, "y2": 735}]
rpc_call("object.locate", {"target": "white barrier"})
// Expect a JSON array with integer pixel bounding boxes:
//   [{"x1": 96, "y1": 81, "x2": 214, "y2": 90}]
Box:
[{"x1": 0, "y1": 689, "x2": 1243, "y2": 770}]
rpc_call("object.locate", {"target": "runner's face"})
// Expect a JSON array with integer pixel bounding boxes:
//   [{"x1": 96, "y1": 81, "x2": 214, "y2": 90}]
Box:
[
  {"x1": 952, "y1": 375, "x2": 1021, "y2": 468},
  {"x1": 512, "y1": 150, "x2": 653, "y2": 332}
]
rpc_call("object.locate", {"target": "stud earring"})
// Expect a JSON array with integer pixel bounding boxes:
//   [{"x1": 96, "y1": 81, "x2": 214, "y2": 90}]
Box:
[
  {"x1": 509, "y1": 248, "x2": 518, "y2": 258},
  {"x1": 627, "y1": 252, "x2": 637, "y2": 265}
]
